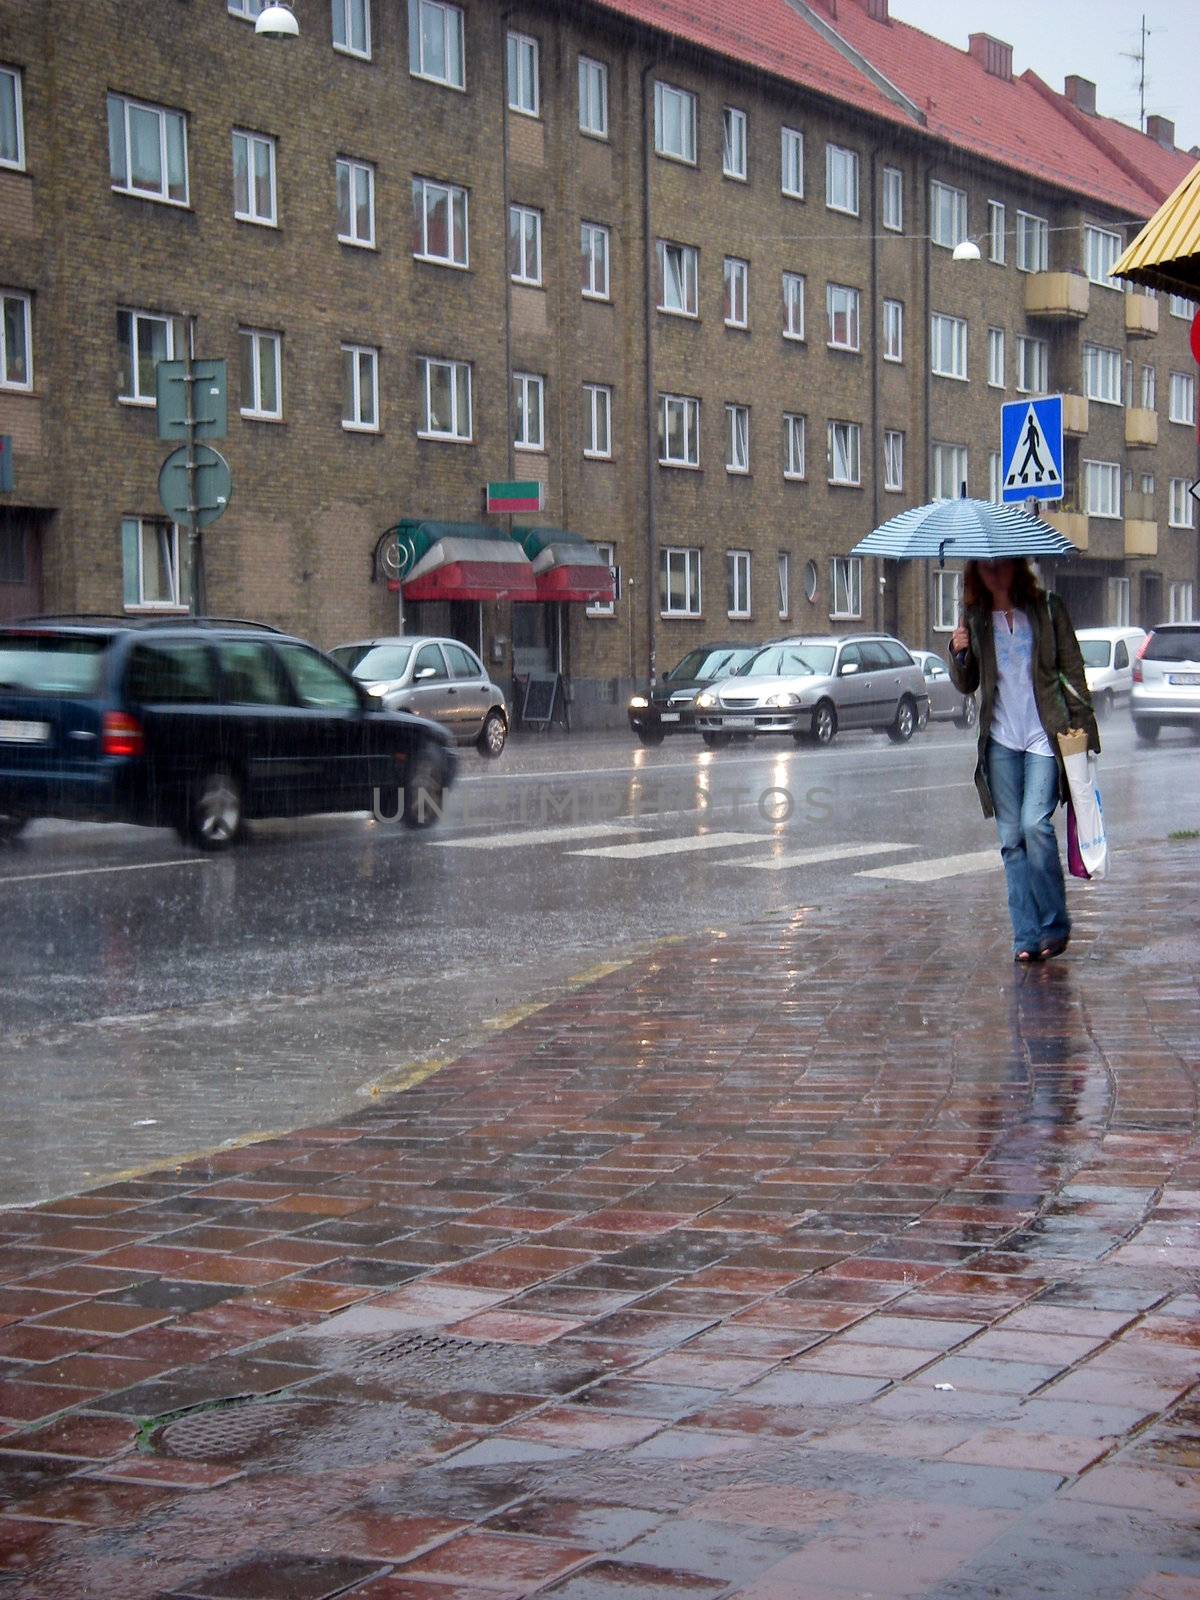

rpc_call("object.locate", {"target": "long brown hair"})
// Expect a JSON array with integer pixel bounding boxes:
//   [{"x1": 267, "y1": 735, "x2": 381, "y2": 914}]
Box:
[{"x1": 961, "y1": 558, "x2": 1044, "y2": 612}]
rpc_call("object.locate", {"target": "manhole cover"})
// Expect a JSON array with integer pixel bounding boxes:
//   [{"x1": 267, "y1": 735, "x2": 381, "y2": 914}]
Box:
[
  {"x1": 357, "y1": 1334, "x2": 609, "y2": 1396},
  {"x1": 157, "y1": 1399, "x2": 314, "y2": 1462},
  {"x1": 155, "y1": 1395, "x2": 459, "y2": 1470}
]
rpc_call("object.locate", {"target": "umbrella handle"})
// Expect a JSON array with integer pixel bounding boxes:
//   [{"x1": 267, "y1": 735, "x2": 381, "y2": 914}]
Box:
[{"x1": 938, "y1": 537, "x2": 955, "y2": 569}]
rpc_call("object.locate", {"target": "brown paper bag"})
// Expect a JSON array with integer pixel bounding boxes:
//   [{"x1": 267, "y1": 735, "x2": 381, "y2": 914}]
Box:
[{"x1": 1057, "y1": 728, "x2": 1088, "y2": 759}]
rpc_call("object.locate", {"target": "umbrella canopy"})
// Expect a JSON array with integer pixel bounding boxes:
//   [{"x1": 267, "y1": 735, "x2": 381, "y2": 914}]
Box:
[
  {"x1": 850, "y1": 497, "x2": 1080, "y2": 564},
  {"x1": 1111, "y1": 159, "x2": 1200, "y2": 303}
]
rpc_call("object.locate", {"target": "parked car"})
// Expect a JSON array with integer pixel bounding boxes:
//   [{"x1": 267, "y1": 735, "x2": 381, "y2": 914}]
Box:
[
  {"x1": 909, "y1": 649, "x2": 978, "y2": 730},
  {"x1": 330, "y1": 636, "x2": 509, "y2": 758},
  {"x1": 694, "y1": 634, "x2": 929, "y2": 747},
  {"x1": 0, "y1": 617, "x2": 457, "y2": 848},
  {"x1": 1075, "y1": 627, "x2": 1147, "y2": 717},
  {"x1": 627, "y1": 642, "x2": 760, "y2": 745},
  {"x1": 1130, "y1": 622, "x2": 1200, "y2": 742}
]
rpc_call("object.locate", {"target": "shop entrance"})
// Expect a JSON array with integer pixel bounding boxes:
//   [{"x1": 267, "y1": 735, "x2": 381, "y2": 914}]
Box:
[
  {"x1": 512, "y1": 602, "x2": 558, "y2": 675},
  {"x1": 0, "y1": 508, "x2": 47, "y2": 621}
]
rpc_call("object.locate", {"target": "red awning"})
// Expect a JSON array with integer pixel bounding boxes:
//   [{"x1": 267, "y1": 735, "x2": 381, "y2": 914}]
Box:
[
  {"x1": 401, "y1": 533, "x2": 539, "y2": 603},
  {"x1": 535, "y1": 561, "x2": 615, "y2": 604}
]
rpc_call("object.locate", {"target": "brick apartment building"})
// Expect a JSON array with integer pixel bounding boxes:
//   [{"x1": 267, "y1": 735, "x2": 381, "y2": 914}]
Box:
[{"x1": 0, "y1": 0, "x2": 1196, "y2": 725}]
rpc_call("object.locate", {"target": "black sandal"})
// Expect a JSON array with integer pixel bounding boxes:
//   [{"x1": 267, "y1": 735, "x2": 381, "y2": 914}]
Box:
[
  {"x1": 1015, "y1": 950, "x2": 1043, "y2": 965},
  {"x1": 1039, "y1": 935, "x2": 1070, "y2": 959}
]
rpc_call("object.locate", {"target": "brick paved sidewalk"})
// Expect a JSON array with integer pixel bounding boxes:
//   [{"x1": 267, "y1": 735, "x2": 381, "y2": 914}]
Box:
[{"x1": 0, "y1": 844, "x2": 1197, "y2": 1600}]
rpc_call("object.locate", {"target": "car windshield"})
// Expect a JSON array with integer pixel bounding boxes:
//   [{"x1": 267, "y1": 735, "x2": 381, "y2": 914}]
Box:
[
  {"x1": 0, "y1": 635, "x2": 108, "y2": 696},
  {"x1": 666, "y1": 647, "x2": 757, "y2": 682},
  {"x1": 1144, "y1": 629, "x2": 1200, "y2": 663},
  {"x1": 1079, "y1": 641, "x2": 1111, "y2": 668},
  {"x1": 741, "y1": 645, "x2": 835, "y2": 678},
  {"x1": 329, "y1": 644, "x2": 413, "y2": 680}
]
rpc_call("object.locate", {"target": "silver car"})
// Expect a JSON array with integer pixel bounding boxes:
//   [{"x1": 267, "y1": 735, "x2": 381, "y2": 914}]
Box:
[
  {"x1": 909, "y1": 649, "x2": 978, "y2": 730},
  {"x1": 330, "y1": 635, "x2": 510, "y2": 758},
  {"x1": 694, "y1": 634, "x2": 929, "y2": 747},
  {"x1": 1130, "y1": 622, "x2": 1200, "y2": 743}
]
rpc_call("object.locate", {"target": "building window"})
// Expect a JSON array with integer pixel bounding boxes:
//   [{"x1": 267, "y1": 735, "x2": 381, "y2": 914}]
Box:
[
  {"x1": 827, "y1": 421, "x2": 861, "y2": 486},
  {"x1": 882, "y1": 298, "x2": 903, "y2": 363},
  {"x1": 332, "y1": 0, "x2": 371, "y2": 58},
  {"x1": 781, "y1": 126, "x2": 804, "y2": 198},
  {"x1": 232, "y1": 130, "x2": 277, "y2": 226},
  {"x1": 782, "y1": 273, "x2": 805, "y2": 340},
  {"x1": 336, "y1": 157, "x2": 375, "y2": 246},
  {"x1": 513, "y1": 371, "x2": 545, "y2": 451},
  {"x1": 1084, "y1": 225, "x2": 1122, "y2": 287},
  {"x1": 410, "y1": 0, "x2": 465, "y2": 87},
  {"x1": 0, "y1": 292, "x2": 31, "y2": 391},
  {"x1": 419, "y1": 355, "x2": 470, "y2": 440},
  {"x1": 826, "y1": 283, "x2": 860, "y2": 351},
  {"x1": 654, "y1": 81, "x2": 696, "y2": 164},
  {"x1": 506, "y1": 31, "x2": 538, "y2": 116},
  {"x1": 509, "y1": 205, "x2": 542, "y2": 285},
  {"x1": 1108, "y1": 576, "x2": 1131, "y2": 626},
  {"x1": 657, "y1": 240, "x2": 698, "y2": 317},
  {"x1": 882, "y1": 165, "x2": 902, "y2": 231},
  {"x1": 107, "y1": 94, "x2": 188, "y2": 205},
  {"x1": 1124, "y1": 358, "x2": 1135, "y2": 408},
  {"x1": 726, "y1": 404, "x2": 749, "y2": 473},
  {"x1": 724, "y1": 258, "x2": 749, "y2": 328},
  {"x1": 930, "y1": 180, "x2": 967, "y2": 248},
  {"x1": 784, "y1": 413, "x2": 805, "y2": 480},
  {"x1": 1015, "y1": 210, "x2": 1049, "y2": 273},
  {"x1": 0, "y1": 66, "x2": 24, "y2": 171},
  {"x1": 1140, "y1": 472, "x2": 1156, "y2": 497},
  {"x1": 1169, "y1": 293, "x2": 1192, "y2": 319},
  {"x1": 342, "y1": 343, "x2": 379, "y2": 431},
  {"x1": 578, "y1": 56, "x2": 608, "y2": 137},
  {"x1": 1141, "y1": 365, "x2": 1156, "y2": 411},
  {"x1": 117, "y1": 308, "x2": 183, "y2": 405},
  {"x1": 659, "y1": 393, "x2": 700, "y2": 467},
  {"x1": 777, "y1": 553, "x2": 789, "y2": 619},
  {"x1": 581, "y1": 222, "x2": 610, "y2": 299},
  {"x1": 1168, "y1": 582, "x2": 1195, "y2": 623},
  {"x1": 238, "y1": 328, "x2": 281, "y2": 420},
  {"x1": 412, "y1": 177, "x2": 469, "y2": 267},
  {"x1": 1083, "y1": 460, "x2": 1120, "y2": 518},
  {"x1": 931, "y1": 313, "x2": 967, "y2": 380},
  {"x1": 122, "y1": 517, "x2": 186, "y2": 611},
  {"x1": 228, "y1": 1, "x2": 270, "y2": 17},
  {"x1": 727, "y1": 550, "x2": 751, "y2": 618},
  {"x1": 825, "y1": 143, "x2": 859, "y2": 215},
  {"x1": 1083, "y1": 344, "x2": 1121, "y2": 405},
  {"x1": 883, "y1": 429, "x2": 904, "y2": 492},
  {"x1": 1016, "y1": 335, "x2": 1048, "y2": 395},
  {"x1": 584, "y1": 383, "x2": 612, "y2": 459},
  {"x1": 660, "y1": 546, "x2": 701, "y2": 616},
  {"x1": 587, "y1": 541, "x2": 616, "y2": 617},
  {"x1": 989, "y1": 449, "x2": 1002, "y2": 502},
  {"x1": 1169, "y1": 479, "x2": 1196, "y2": 528},
  {"x1": 987, "y1": 326, "x2": 1005, "y2": 388},
  {"x1": 1169, "y1": 371, "x2": 1195, "y2": 425},
  {"x1": 933, "y1": 568, "x2": 962, "y2": 632},
  {"x1": 831, "y1": 556, "x2": 862, "y2": 619},
  {"x1": 933, "y1": 442, "x2": 968, "y2": 500},
  {"x1": 988, "y1": 200, "x2": 1005, "y2": 264},
  {"x1": 723, "y1": 107, "x2": 747, "y2": 180}
]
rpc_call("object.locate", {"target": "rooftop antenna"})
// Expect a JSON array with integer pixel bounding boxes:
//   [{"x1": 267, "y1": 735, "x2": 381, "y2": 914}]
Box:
[{"x1": 1120, "y1": 13, "x2": 1151, "y2": 130}]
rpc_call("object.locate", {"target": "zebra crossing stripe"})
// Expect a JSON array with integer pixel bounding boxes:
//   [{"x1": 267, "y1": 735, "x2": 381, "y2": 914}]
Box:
[
  {"x1": 739, "y1": 842, "x2": 915, "y2": 871},
  {"x1": 857, "y1": 849, "x2": 1000, "y2": 882},
  {"x1": 436, "y1": 821, "x2": 639, "y2": 850},
  {"x1": 569, "y1": 832, "x2": 766, "y2": 860}
]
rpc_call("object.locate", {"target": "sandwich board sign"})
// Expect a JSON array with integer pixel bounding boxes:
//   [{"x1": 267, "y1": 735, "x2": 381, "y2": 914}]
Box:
[{"x1": 1001, "y1": 396, "x2": 1063, "y2": 503}]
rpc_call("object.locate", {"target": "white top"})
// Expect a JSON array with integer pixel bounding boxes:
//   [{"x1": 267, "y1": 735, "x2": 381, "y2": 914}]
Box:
[{"x1": 990, "y1": 607, "x2": 1053, "y2": 758}]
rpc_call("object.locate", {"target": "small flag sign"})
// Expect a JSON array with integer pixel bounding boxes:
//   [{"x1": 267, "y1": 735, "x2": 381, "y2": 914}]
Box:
[{"x1": 486, "y1": 480, "x2": 546, "y2": 514}]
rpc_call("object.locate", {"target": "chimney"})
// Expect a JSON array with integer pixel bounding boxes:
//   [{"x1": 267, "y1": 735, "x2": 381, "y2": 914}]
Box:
[
  {"x1": 968, "y1": 33, "x2": 1013, "y2": 82},
  {"x1": 809, "y1": 0, "x2": 837, "y2": 17},
  {"x1": 865, "y1": 0, "x2": 889, "y2": 20},
  {"x1": 1145, "y1": 114, "x2": 1175, "y2": 149},
  {"x1": 1064, "y1": 75, "x2": 1097, "y2": 115}
]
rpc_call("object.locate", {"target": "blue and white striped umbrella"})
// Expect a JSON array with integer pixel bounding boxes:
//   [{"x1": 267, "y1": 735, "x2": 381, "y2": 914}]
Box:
[{"x1": 850, "y1": 497, "x2": 1079, "y2": 564}]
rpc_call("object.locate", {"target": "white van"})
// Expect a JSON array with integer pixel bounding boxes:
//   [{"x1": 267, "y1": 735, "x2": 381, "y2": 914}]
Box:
[{"x1": 1075, "y1": 627, "x2": 1147, "y2": 716}]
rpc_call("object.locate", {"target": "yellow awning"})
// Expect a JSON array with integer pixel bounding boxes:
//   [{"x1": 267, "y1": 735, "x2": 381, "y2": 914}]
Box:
[{"x1": 1112, "y1": 159, "x2": 1200, "y2": 302}]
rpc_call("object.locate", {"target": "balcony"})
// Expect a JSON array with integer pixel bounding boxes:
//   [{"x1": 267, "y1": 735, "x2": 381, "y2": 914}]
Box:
[
  {"x1": 1043, "y1": 505, "x2": 1089, "y2": 552},
  {"x1": 1125, "y1": 293, "x2": 1158, "y2": 338},
  {"x1": 1125, "y1": 407, "x2": 1158, "y2": 448},
  {"x1": 1124, "y1": 511, "x2": 1158, "y2": 557},
  {"x1": 1025, "y1": 272, "x2": 1090, "y2": 320},
  {"x1": 1062, "y1": 394, "x2": 1089, "y2": 436}
]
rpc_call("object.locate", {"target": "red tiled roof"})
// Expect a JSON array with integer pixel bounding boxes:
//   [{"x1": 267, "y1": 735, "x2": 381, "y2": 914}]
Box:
[{"x1": 1076, "y1": 109, "x2": 1196, "y2": 205}]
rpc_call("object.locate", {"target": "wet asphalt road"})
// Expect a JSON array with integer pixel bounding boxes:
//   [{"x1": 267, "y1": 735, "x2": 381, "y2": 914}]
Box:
[{"x1": 0, "y1": 716, "x2": 1195, "y2": 1208}]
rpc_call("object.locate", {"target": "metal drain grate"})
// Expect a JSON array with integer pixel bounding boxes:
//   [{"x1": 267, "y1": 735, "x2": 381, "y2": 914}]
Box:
[
  {"x1": 355, "y1": 1334, "x2": 608, "y2": 1396},
  {"x1": 157, "y1": 1399, "x2": 315, "y2": 1462}
]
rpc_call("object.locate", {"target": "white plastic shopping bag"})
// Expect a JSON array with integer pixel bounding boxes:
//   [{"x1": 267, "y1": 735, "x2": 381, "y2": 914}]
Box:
[{"x1": 1057, "y1": 729, "x2": 1108, "y2": 881}]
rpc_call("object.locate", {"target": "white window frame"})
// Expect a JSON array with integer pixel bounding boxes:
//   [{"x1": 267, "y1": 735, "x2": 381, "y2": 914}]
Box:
[
  {"x1": 124, "y1": 516, "x2": 187, "y2": 612},
  {"x1": 723, "y1": 106, "x2": 748, "y2": 181},
  {"x1": 1168, "y1": 582, "x2": 1195, "y2": 623},
  {"x1": 782, "y1": 273, "x2": 805, "y2": 341},
  {"x1": 657, "y1": 240, "x2": 698, "y2": 318},
  {"x1": 883, "y1": 429, "x2": 904, "y2": 492},
  {"x1": 933, "y1": 568, "x2": 962, "y2": 632},
  {"x1": 1169, "y1": 371, "x2": 1195, "y2": 425},
  {"x1": 987, "y1": 326, "x2": 1005, "y2": 389},
  {"x1": 784, "y1": 413, "x2": 806, "y2": 480},
  {"x1": 418, "y1": 355, "x2": 471, "y2": 442},
  {"x1": 587, "y1": 541, "x2": 616, "y2": 617},
  {"x1": 781, "y1": 126, "x2": 804, "y2": 199},
  {"x1": 107, "y1": 93, "x2": 189, "y2": 206},
  {"x1": 827, "y1": 420, "x2": 861, "y2": 487},
  {"x1": 826, "y1": 283, "x2": 860, "y2": 351},
  {"x1": 988, "y1": 200, "x2": 1006, "y2": 264},
  {"x1": 583, "y1": 383, "x2": 612, "y2": 460},
  {"x1": 1169, "y1": 294, "x2": 1192, "y2": 319},
  {"x1": 660, "y1": 546, "x2": 702, "y2": 617},
  {"x1": 831, "y1": 556, "x2": 862, "y2": 620},
  {"x1": 725, "y1": 404, "x2": 749, "y2": 474},
  {"x1": 1169, "y1": 479, "x2": 1195, "y2": 529},
  {"x1": 509, "y1": 204, "x2": 543, "y2": 286},
  {"x1": 506, "y1": 31, "x2": 539, "y2": 117},
  {"x1": 578, "y1": 56, "x2": 608, "y2": 138},
  {"x1": 332, "y1": 0, "x2": 371, "y2": 59},
  {"x1": 410, "y1": 0, "x2": 465, "y2": 89},
  {"x1": 989, "y1": 450, "x2": 1002, "y2": 503},
  {"x1": 654, "y1": 81, "x2": 696, "y2": 165},
  {"x1": 117, "y1": 308, "x2": 182, "y2": 406},
  {"x1": 412, "y1": 176, "x2": 469, "y2": 268},
  {"x1": 931, "y1": 313, "x2": 967, "y2": 380},
  {"x1": 933, "y1": 443, "x2": 968, "y2": 500},
  {"x1": 1108, "y1": 576, "x2": 1131, "y2": 627},
  {"x1": 1140, "y1": 472, "x2": 1156, "y2": 498},
  {"x1": 930, "y1": 180, "x2": 967, "y2": 248},
  {"x1": 1015, "y1": 210, "x2": 1049, "y2": 273},
  {"x1": 1083, "y1": 459, "x2": 1121, "y2": 519},
  {"x1": 342, "y1": 343, "x2": 379, "y2": 432},
  {"x1": 0, "y1": 65, "x2": 24, "y2": 172},
  {"x1": 0, "y1": 291, "x2": 32, "y2": 392},
  {"x1": 726, "y1": 549, "x2": 751, "y2": 619},
  {"x1": 232, "y1": 130, "x2": 277, "y2": 227},
  {"x1": 1016, "y1": 334, "x2": 1049, "y2": 396},
  {"x1": 724, "y1": 258, "x2": 749, "y2": 329},
  {"x1": 336, "y1": 157, "x2": 375, "y2": 247},
  {"x1": 228, "y1": 1, "x2": 269, "y2": 17},
  {"x1": 581, "y1": 221, "x2": 610, "y2": 300},
  {"x1": 777, "y1": 552, "x2": 790, "y2": 620},
  {"x1": 659, "y1": 393, "x2": 700, "y2": 468},
  {"x1": 513, "y1": 371, "x2": 545, "y2": 452},
  {"x1": 825, "y1": 143, "x2": 859, "y2": 216},
  {"x1": 238, "y1": 327, "x2": 282, "y2": 421},
  {"x1": 1083, "y1": 344, "x2": 1121, "y2": 405},
  {"x1": 1084, "y1": 225, "x2": 1123, "y2": 288},
  {"x1": 1141, "y1": 365, "x2": 1156, "y2": 411},
  {"x1": 882, "y1": 166, "x2": 902, "y2": 232},
  {"x1": 882, "y1": 298, "x2": 903, "y2": 363}
]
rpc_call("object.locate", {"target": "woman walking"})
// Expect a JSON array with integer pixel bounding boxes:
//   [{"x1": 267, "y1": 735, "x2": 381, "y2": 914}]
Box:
[{"x1": 949, "y1": 558, "x2": 1098, "y2": 965}]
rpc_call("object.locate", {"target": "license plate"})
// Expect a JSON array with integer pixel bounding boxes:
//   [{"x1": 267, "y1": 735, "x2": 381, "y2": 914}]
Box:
[
  {"x1": 725, "y1": 715, "x2": 757, "y2": 726},
  {"x1": 660, "y1": 712, "x2": 681, "y2": 723},
  {"x1": 1169, "y1": 673, "x2": 1200, "y2": 686},
  {"x1": 0, "y1": 720, "x2": 50, "y2": 743}
]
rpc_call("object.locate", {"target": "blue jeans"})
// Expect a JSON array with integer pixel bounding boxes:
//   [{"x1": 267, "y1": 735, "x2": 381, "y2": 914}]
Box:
[{"x1": 985, "y1": 740, "x2": 1070, "y2": 955}]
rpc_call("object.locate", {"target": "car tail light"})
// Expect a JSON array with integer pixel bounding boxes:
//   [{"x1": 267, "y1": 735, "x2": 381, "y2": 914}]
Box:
[
  {"x1": 1132, "y1": 635, "x2": 1151, "y2": 684},
  {"x1": 101, "y1": 711, "x2": 144, "y2": 758}
]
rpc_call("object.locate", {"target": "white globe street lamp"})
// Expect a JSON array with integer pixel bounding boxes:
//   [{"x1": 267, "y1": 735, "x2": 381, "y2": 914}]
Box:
[{"x1": 255, "y1": 3, "x2": 299, "y2": 39}]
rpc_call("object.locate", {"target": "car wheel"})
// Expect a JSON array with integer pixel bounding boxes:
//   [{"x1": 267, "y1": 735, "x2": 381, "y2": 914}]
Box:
[
  {"x1": 476, "y1": 711, "x2": 507, "y2": 759},
  {"x1": 916, "y1": 700, "x2": 930, "y2": 732},
  {"x1": 403, "y1": 745, "x2": 446, "y2": 828},
  {"x1": 701, "y1": 731, "x2": 733, "y2": 749},
  {"x1": 0, "y1": 810, "x2": 29, "y2": 842},
  {"x1": 181, "y1": 769, "x2": 242, "y2": 851},
  {"x1": 887, "y1": 697, "x2": 916, "y2": 744},
  {"x1": 811, "y1": 701, "x2": 837, "y2": 746},
  {"x1": 1134, "y1": 719, "x2": 1160, "y2": 744},
  {"x1": 954, "y1": 697, "x2": 978, "y2": 730},
  {"x1": 1096, "y1": 690, "x2": 1114, "y2": 721},
  {"x1": 636, "y1": 728, "x2": 666, "y2": 747}
]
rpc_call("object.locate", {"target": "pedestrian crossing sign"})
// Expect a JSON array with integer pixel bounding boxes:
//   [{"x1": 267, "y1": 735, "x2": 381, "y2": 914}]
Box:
[{"x1": 1000, "y1": 395, "x2": 1064, "y2": 503}]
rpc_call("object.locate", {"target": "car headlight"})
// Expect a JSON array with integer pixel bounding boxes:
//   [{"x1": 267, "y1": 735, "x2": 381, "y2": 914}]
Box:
[
  {"x1": 765, "y1": 693, "x2": 801, "y2": 708},
  {"x1": 695, "y1": 691, "x2": 717, "y2": 709},
  {"x1": 628, "y1": 695, "x2": 649, "y2": 710}
]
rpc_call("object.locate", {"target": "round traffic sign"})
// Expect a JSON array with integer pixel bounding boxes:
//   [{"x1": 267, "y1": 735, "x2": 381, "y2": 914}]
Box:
[
  {"x1": 158, "y1": 445, "x2": 233, "y2": 528},
  {"x1": 1191, "y1": 308, "x2": 1200, "y2": 366}
]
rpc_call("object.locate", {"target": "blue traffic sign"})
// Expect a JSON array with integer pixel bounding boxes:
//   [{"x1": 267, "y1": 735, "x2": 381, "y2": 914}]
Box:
[{"x1": 1000, "y1": 395, "x2": 1064, "y2": 504}]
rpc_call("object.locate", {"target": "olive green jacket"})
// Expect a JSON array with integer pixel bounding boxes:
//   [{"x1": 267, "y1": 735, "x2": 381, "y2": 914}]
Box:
[{"x1": 948, "y1": 591, "x2": 1100, "y2": 819}]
